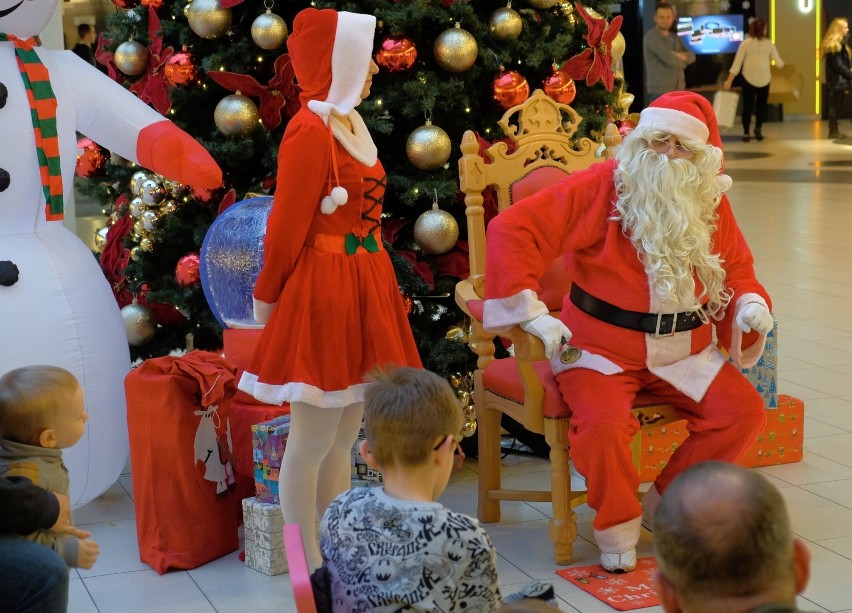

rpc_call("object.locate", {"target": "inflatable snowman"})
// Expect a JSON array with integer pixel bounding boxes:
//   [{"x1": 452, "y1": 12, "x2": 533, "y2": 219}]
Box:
[{"x1": 0, "y1": 2, "x2": 221, "y2": 506}]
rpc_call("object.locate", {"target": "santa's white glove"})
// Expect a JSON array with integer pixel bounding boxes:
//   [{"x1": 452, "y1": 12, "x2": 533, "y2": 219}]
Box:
[
  {"x1": 520, "y1": 314, "x2": 572, "y2": 360},
  {"x1": 736, "y1": 302, "x2": 773, "y2": 335}
]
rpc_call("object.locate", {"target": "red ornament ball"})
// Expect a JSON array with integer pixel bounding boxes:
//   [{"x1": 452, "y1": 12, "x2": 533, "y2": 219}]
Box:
[
  {"x1": 543, "y1": 69, "x2": 577, "y2": 105},
  {"x1": 376, "y1": 35, "x2": 417, "y2": 73},
  {"x1": 175, "y1": 253, "x2": 201, "y2": 287},
  {"x1": 618, "y1": 119, "x2": 637, "y2": 138},
  {"x1": 110, "y1": 0, "x2": 139, "y2": 8},
  {"x1": 492, "y1": 70, "x2": 530, "y2": 110},
  {"x1": 75, "y1": 137, "x2": 109, "y2": 178},
  {"x1": 164, "y1": 51, "x2": 198, "y2": 87}
]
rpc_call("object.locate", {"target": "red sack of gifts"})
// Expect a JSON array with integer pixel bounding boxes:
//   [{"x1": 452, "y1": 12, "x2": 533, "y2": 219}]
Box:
[{"x1": 126, "y1": 350, "x2": 241, "y2": 574}]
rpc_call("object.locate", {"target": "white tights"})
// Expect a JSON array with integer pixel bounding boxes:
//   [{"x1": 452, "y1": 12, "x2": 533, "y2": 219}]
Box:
[{"x1": 279, "y1": 400, "x2": 364, "y2": 571}]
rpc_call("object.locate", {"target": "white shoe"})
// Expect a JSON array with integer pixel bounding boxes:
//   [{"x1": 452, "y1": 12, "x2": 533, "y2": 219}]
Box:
[{"x1": 600, "y1": 549, "x2": 637, "y2": 573}]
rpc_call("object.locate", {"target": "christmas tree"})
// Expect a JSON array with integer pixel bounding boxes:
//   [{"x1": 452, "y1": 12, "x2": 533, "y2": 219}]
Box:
[{"x1": 80, "y1": 0, "x2": 626, "y2": 385}]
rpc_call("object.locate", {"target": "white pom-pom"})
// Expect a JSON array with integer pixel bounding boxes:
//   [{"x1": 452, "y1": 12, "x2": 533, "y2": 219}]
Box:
[
  {"x1": 716, "y1": 174, "x2": 733, "y2": 192},
  {"x1": 330, "y1": 186, "x2": 348, "y2": 205},
  {"x1": 320, "y1": 195, "x2": 337, "y2": 215}
]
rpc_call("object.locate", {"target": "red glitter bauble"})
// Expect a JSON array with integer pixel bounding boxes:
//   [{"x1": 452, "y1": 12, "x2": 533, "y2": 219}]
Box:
[
  {"x1": 492, "y1": 70, "x2": 530, "y2": 110},
  {"x1": 175, "y1": 253, "x2": 201, "y2": 287},
  {"x1": 164, "y1": 52, "x2": 198, "y2": 87},
  {"x1": 75, "y1": 137, "x2": 109, "y2": 178},
  {"x1": 375, "y1": 35, "x2": 417, "y2": 73},
  {"x1": 542, "y1": 68, "x2": 577, "y2": 105}
]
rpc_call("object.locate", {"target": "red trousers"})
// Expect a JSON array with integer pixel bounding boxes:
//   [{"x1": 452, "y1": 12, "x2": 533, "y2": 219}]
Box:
[{"x1": 556, "y1": 361, "x2": 766, "y2": 531}]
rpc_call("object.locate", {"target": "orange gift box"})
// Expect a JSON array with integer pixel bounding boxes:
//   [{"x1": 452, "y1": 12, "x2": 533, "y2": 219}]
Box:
[{"x1": 635, "y1": 394, "x2": 804, "y2": 482}]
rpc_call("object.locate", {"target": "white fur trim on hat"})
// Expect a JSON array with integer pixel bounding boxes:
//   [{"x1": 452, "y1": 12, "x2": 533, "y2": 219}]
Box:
[
  {"x1": 307, "y1": 12, "x2": 376, "y2": 119},
  {"x1": 638, "y1": 107, "x2": 710, "y2": 144}
]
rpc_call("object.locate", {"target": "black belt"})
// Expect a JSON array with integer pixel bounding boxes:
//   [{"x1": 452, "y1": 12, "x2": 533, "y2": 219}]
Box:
[{"x1": 569, "y1": 284, "x2": 705, "y2": 336}]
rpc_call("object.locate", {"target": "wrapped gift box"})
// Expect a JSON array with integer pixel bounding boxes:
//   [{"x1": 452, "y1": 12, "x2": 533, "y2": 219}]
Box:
[
  {"x1": 351, "y1": 424, "x2": 383, "y2": 487},
  {"x1": 252, "y1": 415, "x2": 291, "y2": 503},
  {"x1": 242, "y1": 496, "x2": 287, "y2": 575},
  {"x1": 738, "y1": 316, "x2": 778, "y2": 409},
  {"x1": 636, "y1": 394, "x2": 804, "y2": 482},
  {"x1": 737, "y1": 394, "x2": 804, "y2": 468}
]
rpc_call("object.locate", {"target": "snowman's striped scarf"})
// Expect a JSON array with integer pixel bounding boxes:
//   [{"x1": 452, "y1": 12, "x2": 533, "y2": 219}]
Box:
[{"x1": 0, "y1": 34, "x2": 63, "y2": 220}]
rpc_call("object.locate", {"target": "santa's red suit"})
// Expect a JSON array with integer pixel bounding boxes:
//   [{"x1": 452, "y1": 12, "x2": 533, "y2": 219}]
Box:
[{"x1": 483, "y1": 91, "x2": 771, "y2": 564}]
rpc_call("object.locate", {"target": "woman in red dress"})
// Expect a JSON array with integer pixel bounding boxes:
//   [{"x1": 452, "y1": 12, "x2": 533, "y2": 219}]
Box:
[{"x1": 238, "y1": 8, "x2": 421, "y2": 570}]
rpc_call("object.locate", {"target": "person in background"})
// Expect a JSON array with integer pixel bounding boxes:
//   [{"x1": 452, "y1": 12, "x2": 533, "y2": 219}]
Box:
[
  {"x1": 643, "y1": 2, "x2": 695, "y2": 104},
  {"x1": 318, "y1": 367, "x2": 559, "y2": 612},
  {"x1": 0, "y1": 477, "x2": 83, "y2": 612},
  {"x1": 71, "y1": 24, "x2": 96, "y2": 66},
  {"x1": 237, "y1": 7, "x2": 422, "y2": 572},
  {"x1": 653, "y1": 461, "x2": 813, "y2": 613},
  {"x1": 723, "y1": 18, "x2": 785, "y2": 143},
  {"x1": 819, "y1": 17, "x2": 852, "y2": 139},
  {"x1": 0, "y1": 366, "x2": 100, "y2": 571}
]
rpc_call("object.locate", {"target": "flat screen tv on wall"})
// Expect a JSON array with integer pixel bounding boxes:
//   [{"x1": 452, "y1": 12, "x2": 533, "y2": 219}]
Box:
[{"x1": 677, "y1": 14, "x2": 745, "y2": 55}]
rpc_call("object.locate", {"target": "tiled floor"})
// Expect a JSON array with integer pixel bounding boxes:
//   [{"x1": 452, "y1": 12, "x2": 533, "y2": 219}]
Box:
[{"x1": 68, "y1": 119, "x2": 852, "y2": 612}]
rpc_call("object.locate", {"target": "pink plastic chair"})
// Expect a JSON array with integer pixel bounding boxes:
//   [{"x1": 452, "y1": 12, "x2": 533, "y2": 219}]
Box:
[{"x1": 283, "y1": 524, "x2": 318, "y2": 613}]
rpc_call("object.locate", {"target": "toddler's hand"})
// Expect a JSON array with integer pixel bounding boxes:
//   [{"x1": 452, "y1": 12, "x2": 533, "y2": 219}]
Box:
[{"x1": 77, "y1": 539, "x2": 100, "y2": 570}]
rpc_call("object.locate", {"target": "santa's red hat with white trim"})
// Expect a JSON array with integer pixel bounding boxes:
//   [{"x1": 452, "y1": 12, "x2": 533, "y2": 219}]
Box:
[{"x1": 638, "y1": 91, "x2": 723, "y2": 150}]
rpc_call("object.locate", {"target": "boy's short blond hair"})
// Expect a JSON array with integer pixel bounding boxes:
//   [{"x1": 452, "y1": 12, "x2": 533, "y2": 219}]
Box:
[
  {"x1": 0, "y1": 366, "x2": 80, "y2": 445},
  {"x1": 363, "y1": 367, "x2": 463, "y2": 468}
]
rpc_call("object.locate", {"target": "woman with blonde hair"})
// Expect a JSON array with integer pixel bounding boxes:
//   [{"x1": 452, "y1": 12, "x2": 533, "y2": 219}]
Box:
[
  {"x1": 820, "y1": 17, "x2": 852, "y2": 138},
  {"x1": 723, "y1": 18, "x2": 784, "y2": 142}
]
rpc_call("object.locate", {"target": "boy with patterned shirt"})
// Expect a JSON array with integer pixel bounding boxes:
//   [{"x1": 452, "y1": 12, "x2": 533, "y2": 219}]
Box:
[{"x1": 319, "y1": 366, "x2": 500, "y2": 611}]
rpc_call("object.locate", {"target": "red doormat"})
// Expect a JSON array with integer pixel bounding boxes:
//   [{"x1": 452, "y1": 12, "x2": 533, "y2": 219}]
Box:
[{"x1": 555, "y1": 557, "x2": 660, "y2": 610}]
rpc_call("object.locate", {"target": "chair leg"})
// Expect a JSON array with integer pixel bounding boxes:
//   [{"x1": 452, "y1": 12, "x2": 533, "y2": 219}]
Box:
[
  {"x1": 477, "y1": 380, "x2": 502, "y2": 523},
  {"x1": 545, "y1": 418, "x2": 575, "y2": 565}
]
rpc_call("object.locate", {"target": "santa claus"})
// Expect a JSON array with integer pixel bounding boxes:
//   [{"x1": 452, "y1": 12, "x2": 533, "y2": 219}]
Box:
[{"x1": 483, "y1": 91, "x2": 772, "y2": 572}]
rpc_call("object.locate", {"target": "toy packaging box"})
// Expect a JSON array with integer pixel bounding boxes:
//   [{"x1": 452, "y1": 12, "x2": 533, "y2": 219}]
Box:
[
  {"x1": 242, "y1": 496, "x2": 287, "y2": 575},
  {"x1": 252, "y1": 415, "x2": 291, "y2": 503},
  {"x1": 351, "y1": 424, "x2": 383, "y2": 487}
]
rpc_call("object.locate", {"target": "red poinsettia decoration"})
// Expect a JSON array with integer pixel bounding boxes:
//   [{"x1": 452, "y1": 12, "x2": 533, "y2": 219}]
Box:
[
  {"x1": 207, "y1": 54, "x2": 301, "y2": 130},
  {"x1": 94, "y1": 32, "x2": 120, "y2": 81},
  {"x1": 561, "y1": 2, "x2": 622, "y2": 92},
  {"x1": 129, "y1": 7, "x2": 175, "y2": 115}
]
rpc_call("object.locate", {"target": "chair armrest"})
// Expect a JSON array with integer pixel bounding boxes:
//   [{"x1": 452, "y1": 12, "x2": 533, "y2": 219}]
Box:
[
  {"x1": 455, "y1": 279, "x2": 480, "y2": 318},
  {"x1": 501, "y1": 326, "x2": 548, "y2": 362}
]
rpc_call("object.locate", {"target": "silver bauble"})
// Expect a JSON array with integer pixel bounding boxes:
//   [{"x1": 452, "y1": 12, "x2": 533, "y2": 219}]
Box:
[{"x1": 121, "y1": 301, "x2": 156, "y2": 346}]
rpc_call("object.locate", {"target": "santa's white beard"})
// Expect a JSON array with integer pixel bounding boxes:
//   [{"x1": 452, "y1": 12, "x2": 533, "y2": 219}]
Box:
[{"x1": 615, "y1": 148, "x2": 728, "y2": 315}]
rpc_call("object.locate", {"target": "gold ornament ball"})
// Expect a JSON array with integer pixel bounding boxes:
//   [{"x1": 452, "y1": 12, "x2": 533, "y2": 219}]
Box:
[
  {"x1": 527, "y1": 0, "x2": 558, "y2": 9},
  {"x1": 433, "y1": 24, "x2": 478, "y2": 73},
  {"x1": 413, "y1": 204, "x2": 459, "y2": 255},
  {"x1": 160, "y1": 199, "x2": 178, "y2": 215},
  {"x1": 251, "y1": 10, "x2": 287, "y2": 50},
  {"x1": 121, "y1": 302, "x2": 156, "y2": 346},
  {"x1": 186, "y1": 0, "x2": 232, "y2": 40},
  {"x1": 489, "y1": 7, "x2": 523, "y2": 41},
  {"x1": 130, "y1": 171, "x2": 150, "y2": 195},
  {"x1": 214, "y1": 93, "x2": 260, "y2": 136},
  {"x1": 114, "y1": 40, "x2": 149, "y2": 76},
  {"x1": 611, "y1": 32, "x2": 626, "y2": 64},
  {"x1": 406, "y1": 121, "x2": 452, "y2": 171},
  {"x1": 461, "y1": 419, "x2": 477, "y2": 437},
  {"x1": 93, "y1": 226, "x2": 110, "y2": 252}
]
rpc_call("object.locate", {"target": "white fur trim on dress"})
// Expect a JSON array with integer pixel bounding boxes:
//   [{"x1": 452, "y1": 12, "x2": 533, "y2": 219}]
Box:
[
  {"x1": 482, "y1": 290, "x2": 548, "y2": 333},
  {"x1": 595, "y1": 516, "x2": 642, "y2": 553},
  {"x1": 638, "y1": 107, "x2": 710, "y2": 144},
  {"x1": 306, "y1": 12, "x2": 375, "y2": 119},
  {"x1": 238, "y1": 371, "x2": 370, "y2": 408},
  {"x1": 728, "y1": 293, "x2": 770, "y2": 368}
]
